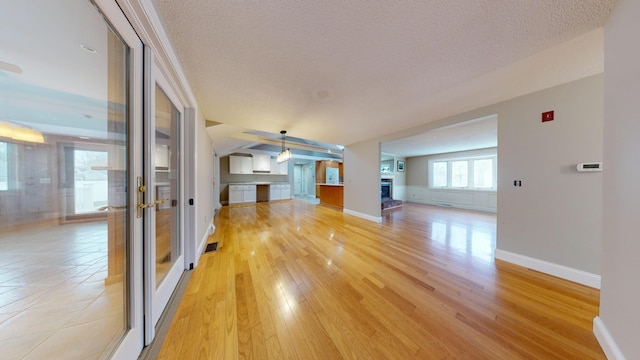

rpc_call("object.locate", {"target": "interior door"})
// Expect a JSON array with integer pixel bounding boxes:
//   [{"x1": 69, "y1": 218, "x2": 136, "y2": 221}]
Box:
[
  {"x1": 301, "y1": 166, "x2": 308, "y2": 195},
  {"x1": 294, "y1": 165, "x2": 302, "y2": 195},
  {"x1": 142, "y1": 52, "x2": 185, "y2": 343}
]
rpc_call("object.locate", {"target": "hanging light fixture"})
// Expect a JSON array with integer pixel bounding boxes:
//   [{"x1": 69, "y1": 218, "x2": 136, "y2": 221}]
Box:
[
  {"x1": 0, "y1": 121, "x2": 45, "y2": 144},
  {"x1": 277, "y1": 130, "x2": 292, "y2": 163}
]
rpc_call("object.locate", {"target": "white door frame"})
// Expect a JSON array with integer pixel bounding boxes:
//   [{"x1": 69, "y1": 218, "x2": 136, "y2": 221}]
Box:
[
  {"x1": 93, "y1": 0, "x2": 144, "y2": 358},
  {"x1": 143, "y1": 47, "x2": 186, "y2": 344}
]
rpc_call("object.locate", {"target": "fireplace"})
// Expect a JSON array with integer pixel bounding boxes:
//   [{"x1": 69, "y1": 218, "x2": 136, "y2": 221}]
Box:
[
  {"x1": 381, "y1": 178, "x2": 402, "y2": 210},
  {"x1": 381, "y1": 179, "x2": 392, "y2": 199}
]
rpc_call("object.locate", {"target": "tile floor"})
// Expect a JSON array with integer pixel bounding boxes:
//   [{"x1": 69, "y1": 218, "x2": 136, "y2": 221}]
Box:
[
  {"x1": 0, "y1": 222, "x2": 125, "y2": 360},
  {"x1": 293, "y1": 194, "x2": 320, "y2": 204}
]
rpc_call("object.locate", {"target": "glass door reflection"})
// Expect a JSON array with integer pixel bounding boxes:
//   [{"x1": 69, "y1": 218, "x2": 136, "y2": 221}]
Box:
[
  {"x1": 153, "y1": 85, "x2": 180, "y2": 287},
  {"x1": 0, "y1": 1, "x2": 134, "y2": 358}
]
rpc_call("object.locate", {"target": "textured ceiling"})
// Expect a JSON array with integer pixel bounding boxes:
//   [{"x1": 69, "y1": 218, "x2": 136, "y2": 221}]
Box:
[{"x1": 152, "y1": 0, "x2": 616, "y2": 154}]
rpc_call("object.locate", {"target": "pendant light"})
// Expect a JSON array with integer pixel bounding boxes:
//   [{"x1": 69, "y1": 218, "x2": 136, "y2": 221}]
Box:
[{"x1": 277, "y1": 130, "x2": 291, "y2": 163}]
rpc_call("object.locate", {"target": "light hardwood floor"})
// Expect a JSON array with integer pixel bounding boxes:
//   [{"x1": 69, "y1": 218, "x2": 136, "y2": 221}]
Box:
[{"x1": 158, "y1": 201, "x2": 604, "y2": 359}]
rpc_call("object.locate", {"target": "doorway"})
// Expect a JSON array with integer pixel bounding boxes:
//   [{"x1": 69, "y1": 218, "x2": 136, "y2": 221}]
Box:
[
  {"x1": 293, "y1": 162, "x2": 315, "y2": 197},
  {"x1": 294, "y1": 164, "x2": 303, "y2": 196}
]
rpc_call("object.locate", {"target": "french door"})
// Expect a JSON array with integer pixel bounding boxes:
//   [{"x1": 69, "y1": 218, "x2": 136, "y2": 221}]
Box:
[
  {"x1": 142, "y1": 51, "x2": 185, "y2": 343},
  {"x1": 0, "y1": 0, "x2": 186, "y2": 357},
  {"x1": 93, "y1": 0, "x2": 146, "y2": 359}
]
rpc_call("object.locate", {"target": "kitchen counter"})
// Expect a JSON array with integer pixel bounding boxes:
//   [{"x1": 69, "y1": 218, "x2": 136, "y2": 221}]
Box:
[
  {"x1": 227, "y1": 182, "x2": 291, "y2": 204},
  {"x1": 317, "y1": 183, "x2": 344, "y2": 208}
]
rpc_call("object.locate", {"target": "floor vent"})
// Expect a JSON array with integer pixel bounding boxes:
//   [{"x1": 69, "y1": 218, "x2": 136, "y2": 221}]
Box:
[{"x1": 204, "y1": 242, "x2": 219, "y2": 253}]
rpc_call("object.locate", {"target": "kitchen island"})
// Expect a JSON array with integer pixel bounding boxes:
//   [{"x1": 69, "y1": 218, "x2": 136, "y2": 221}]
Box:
[{"x1": 317, "y1": 183, "x2": 344, "y2": 209}]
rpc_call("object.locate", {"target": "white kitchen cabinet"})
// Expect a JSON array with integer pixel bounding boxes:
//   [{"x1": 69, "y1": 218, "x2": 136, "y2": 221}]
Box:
[
  {"x1": 243, "y1": 185, "x2": 257, "y2": 203},
  {"x1": 229, "y1": 185, "x2": 243, "y2": 204},
  {"x1": 252, "y1": 154, "x2": 271, "y2": 172},
  {"x1": 269, "y1": 158, "x2": 278, "y2": 174},
  {"x1": 269, "y1": 158, "x2": 289, "y2": 175},
  {"x1": 278, "y1": 162, "x2": 288, "y2": 175},
  {"x1": 229, "y1": 156, "x2": 253, "y2": 174},
  {"x1": 228, "y1": 184, "x2": 257, "y2": 204},
  {"x1": 269, "y1": 184, "x2": 280, "y2": 201},
  {"x1": 155, "y1": 144, "x2": 169, "y2": 168},
  {"x1": 156, "y1": 185, "x2": 171, "y2": 210},
  {"x1": 269, "y1": 183, "x2": 291, "y2": 201},
  {"x1": 280, "y1": 184, "x2": 290, "y2": 199}
]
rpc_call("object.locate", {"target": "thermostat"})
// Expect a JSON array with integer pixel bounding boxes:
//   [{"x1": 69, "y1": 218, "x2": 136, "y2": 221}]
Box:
[{"x1": 577, "y1": 162, "x2": 602, "y2": 172}]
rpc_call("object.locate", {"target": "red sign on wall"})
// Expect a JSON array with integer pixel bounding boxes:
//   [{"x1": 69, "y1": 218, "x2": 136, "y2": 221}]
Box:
[{"x1": 542, "y1": 110, "x2": 554, "y2": 122}]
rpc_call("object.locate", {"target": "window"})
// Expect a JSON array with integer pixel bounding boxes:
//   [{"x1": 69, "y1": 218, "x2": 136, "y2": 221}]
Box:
[
  {"x1": 429, "y1": 156, "x2": 496, "y2": 190},
  {"x1": 473, "y1": 159, "x2": 493, "y2": 189},
  {"x1": 451, "y1": 160, "x2": 468, "y2": 188},
  {"x1": 432, "y1": 161, "x2": 448, "y2": 187},
  {"x1": 73, "y1": 149, "x2": 108, "y2": 213},
  {"x1": 0, "y1": 142, "x2": 7, "y2": 190}
]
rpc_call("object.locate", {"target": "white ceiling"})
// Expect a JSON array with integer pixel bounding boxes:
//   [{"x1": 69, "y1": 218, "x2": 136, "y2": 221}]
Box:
[
  {"x1": 0, "y1": 1, "x2": 616, "y2": 157},
  {"x1": 382, "y1": 115, "x2": 497, "y2": 157},
  {"x1": 152, "y1": 0, "x2": 616, "y2": 156},
  {"x1": 1, "y1": 0, "x2": 114, "y2": 139},
  {"x1": 0, "y1": 0, "x2": 108, "y2": 101}
]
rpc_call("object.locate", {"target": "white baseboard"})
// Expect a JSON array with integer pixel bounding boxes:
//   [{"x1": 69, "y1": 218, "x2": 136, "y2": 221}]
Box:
[
  {"x1": 494, "y1": 249, "x2": 601, "y2": 289},
  {"x1": 594, "y1": 316, "x2": 627, "y2": 360},
  {"x1": 406, "y1": 199, "x2": 497, "y2": 213},
  {"x1": 343, "y1": 208, "x2": 382, "y2": 223}
]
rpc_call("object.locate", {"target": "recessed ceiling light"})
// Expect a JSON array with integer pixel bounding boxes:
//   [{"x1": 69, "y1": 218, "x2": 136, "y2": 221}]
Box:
[
  {"x1": 79, "y1": 136, "x2": 90, "y2": 140},
  {"x1": 80, "y1": 44, "x2": 98, "y2": 54}
]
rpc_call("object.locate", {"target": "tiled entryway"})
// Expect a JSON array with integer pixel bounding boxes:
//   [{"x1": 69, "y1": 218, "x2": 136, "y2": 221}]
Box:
[{"x1": 0, "y1": 222, "x2": 124, "y2": 360}]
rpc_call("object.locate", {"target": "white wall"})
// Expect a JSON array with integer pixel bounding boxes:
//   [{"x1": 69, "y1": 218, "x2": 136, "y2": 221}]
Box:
[
  {"x1": 497, "y1": 74, "x2": 603, "y2": 284},
  {"x1": 344, "y1": 140, "x2": 382, "y2": 222},
  {"x1": 346, "y1": 74, "x2": 603, "y2": 286},
  {"x1": 596, "y1": 0, "x2": 640, "y2": 358},
  {"x1": 194, "y1": 110, "x2": 215, "y2": 264},
  {"x1": 381, "y1": 156, "x2": 407, "y2": 201},
  {"x1": 406, "y1": 148, "x2": 497, "y2": 212}
]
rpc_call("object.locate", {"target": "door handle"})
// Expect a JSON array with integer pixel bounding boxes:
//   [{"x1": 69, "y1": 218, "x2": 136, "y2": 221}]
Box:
[
  {"x1": 138, "y1": 202, "x2": 155, "y2": 209},
  {"x1": 98, "y1": 205, "x2": 127, "y2": 211},
  {"x1": 155, "y1": 198, "x2": 169, "y2": 205},
  {"x1": 137, "y1": 176, "x2": 151, "y2": 218}
]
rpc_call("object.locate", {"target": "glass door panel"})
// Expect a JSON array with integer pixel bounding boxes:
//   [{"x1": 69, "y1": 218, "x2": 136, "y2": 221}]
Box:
[
  {"x1": 154, "y1": 85, "x2": 180, "y2": 287},
  {"x1": 143, "y1": 58, "x2": 184, "y2": 340},
  {"x1": 0, "y1": 0, "x2": 144, "y2": 359}
]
